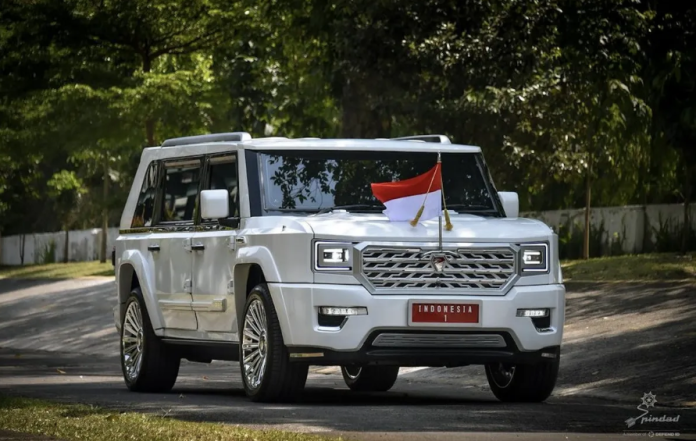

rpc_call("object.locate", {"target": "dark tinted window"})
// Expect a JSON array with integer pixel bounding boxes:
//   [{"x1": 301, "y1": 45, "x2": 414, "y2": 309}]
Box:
[
  {"x1": 160, "y1": 159, "x2": 202, "y2": 223},
  {"x1": 258, "y1": 150, "x2": 501, "y2": 216},
  {"x1": 132, "y1": 162, "x2": 159, "y2": 227},
  {"x1": 207, "y1": 156, "x2": 239, "y2": 219}
]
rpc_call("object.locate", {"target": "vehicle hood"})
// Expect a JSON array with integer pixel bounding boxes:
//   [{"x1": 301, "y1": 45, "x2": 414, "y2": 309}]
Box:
[{"x1": 300, "y1": 212, "x2": 553, "y2": 243}]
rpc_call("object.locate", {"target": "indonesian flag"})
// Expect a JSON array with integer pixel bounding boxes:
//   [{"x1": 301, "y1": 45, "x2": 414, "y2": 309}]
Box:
[{"x1": 371, "y1": 164, "x2": 442, "y2": 222}]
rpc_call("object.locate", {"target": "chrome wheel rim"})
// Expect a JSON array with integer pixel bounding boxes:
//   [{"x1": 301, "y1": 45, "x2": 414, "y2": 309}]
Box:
[
  {"x1": 343, "y1": 366, "x2": 362, "y2": 380},
  {"x1": 122, "y1": 301, "x2": 144, "y2": 382},
  {"x1": 489, "y1": 363, "x2": 516, "y2": 388},
  {"x1": 242, "y1": 298, "x2": 268, "y2": 390}
]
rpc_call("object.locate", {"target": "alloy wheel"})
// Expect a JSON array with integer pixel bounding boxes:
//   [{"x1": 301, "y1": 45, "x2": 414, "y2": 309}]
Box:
[
  {"x1": 242, "y1": 298, "x2": 269, "y2": 390},
  {"x1": 122, "y1": 301, "x2": 144, "y2": 381}
]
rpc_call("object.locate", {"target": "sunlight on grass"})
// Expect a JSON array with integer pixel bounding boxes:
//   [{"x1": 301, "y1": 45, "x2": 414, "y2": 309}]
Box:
[
  {"x1": 562, "y1": 253, "x2": 696, "y2": 281},
  {"x1": 0, "y1": 261, "x2": 114, "y2": 279},
  {"x1": 0, "y1": 395, "x2": 333, "y2": 441}
]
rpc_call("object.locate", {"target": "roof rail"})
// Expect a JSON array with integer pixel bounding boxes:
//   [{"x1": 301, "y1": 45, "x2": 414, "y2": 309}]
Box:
[
  {"x1": 161, "y1": 132, "x2": 252, "y2": 147},
  {"x1": 391, "y1": 134, "x2": 451, "y2": 144}
]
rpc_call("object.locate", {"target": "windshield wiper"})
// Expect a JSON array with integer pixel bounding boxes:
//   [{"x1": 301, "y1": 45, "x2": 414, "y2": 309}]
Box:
[{"x1": 314, "y1": 204, "x2": 384, "y2": 215}]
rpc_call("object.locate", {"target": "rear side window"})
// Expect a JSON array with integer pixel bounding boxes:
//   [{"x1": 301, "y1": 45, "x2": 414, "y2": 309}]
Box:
[
  {"x1": 207, "y1": 155, "x2": 239, "y2": 220},
  {"x1": 131, "y1": 162, "x2": 159, "y2": 228},
  {"x1": 160, "y1": 159, "x2": 202, "y2": 223}
]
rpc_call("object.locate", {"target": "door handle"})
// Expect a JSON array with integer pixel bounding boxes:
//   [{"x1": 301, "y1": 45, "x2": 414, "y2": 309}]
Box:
[
  {"x1": 191, "y1": 243, "x2": 205, "y2": 251},
  {"x1": 147, "y1": 244, "x2": 160, "y2": 252}
]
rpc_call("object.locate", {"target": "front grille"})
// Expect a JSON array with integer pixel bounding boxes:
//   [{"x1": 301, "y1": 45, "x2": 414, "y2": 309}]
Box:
[
  {"x1": 360, "y1": 246, "x2": 515, "y2": 292},
  {"x1": 372, "y1": 333, "x2": 506, "y2": 348}
]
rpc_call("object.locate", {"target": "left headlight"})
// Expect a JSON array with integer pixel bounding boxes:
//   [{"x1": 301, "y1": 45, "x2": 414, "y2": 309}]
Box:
[
  {"x1": 314, "y1": 241, "x2": 353, "y2": 271},
  {"x1": 519, "y1": 243, "x2": 549, "y2": 274}
]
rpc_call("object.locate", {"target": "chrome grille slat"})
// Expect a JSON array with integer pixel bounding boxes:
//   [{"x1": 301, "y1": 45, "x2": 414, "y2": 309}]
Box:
[
  {"x1": 361, "y1": 246, "x2": 516, "y2": 291},
  {"x1": 372, "y1": 333, "x2": 507, "y2": 348}
]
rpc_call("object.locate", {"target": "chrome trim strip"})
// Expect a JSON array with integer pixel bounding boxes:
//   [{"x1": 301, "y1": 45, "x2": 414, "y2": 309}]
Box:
[
  {"x1": 372, "y1": 333, "x2": 506, "y2": 348},
  {"x1": 158, "y1": 300, "x2": 193, "y2": 311},
  {"x1": 191, "y1": 298, "x2": 227, "y2": 312}
]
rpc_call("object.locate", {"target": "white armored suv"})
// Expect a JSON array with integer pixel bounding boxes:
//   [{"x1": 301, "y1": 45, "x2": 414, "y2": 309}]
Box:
[{"x1": 113, "y1": 132, "x2": 565, "y2": 403}]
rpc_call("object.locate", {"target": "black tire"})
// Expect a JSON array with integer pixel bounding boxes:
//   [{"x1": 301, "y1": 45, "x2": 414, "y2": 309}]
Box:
[
  {"x1": 239, "y1": 284, "x2": 308, "y2": 402},
  {"x1": 484, "y1": 358, "x2": 559, "y2": 402},
  {"x1": 120, "y1": 288, "x2": 180, "y2": 392},
  {"x1": 341, "y1": 365, "x2": 400, "y2": 392}
]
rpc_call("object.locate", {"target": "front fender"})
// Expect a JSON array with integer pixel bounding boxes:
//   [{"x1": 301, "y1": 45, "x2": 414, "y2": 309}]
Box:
[
  {"x1": 118, "y1": 249, "x2": 164, "y2": 331},
  {"x1": 235, "y1": 246, "x2": 282, "y2": 282}
]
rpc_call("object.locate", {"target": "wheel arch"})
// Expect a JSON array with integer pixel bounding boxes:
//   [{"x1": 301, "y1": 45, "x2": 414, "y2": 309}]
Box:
[{"x1": 117, "y1": 251, "x2": 164, "y2": 332}]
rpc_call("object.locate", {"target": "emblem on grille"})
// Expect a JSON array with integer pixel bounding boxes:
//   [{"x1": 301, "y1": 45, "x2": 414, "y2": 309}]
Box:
[{"x1": 424, "y1": 251, "x2": 456, "y2": 273}]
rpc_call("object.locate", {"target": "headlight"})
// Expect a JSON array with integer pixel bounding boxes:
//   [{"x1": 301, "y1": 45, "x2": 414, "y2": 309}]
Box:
[
  {"x1": 314, "y1": 241, "x2": 353, "y2": 271},
  {"x1": 519, "y1": 243, "x2": 548, "y2": 274}
]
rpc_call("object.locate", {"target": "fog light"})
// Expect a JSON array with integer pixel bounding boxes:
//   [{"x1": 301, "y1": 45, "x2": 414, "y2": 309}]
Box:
[
  {"x1": 319, "y1": 307, "x2": 367, "y2": 316},
  {"x1": 516, "y1": 308, "x2": 549, "y2": 317}
]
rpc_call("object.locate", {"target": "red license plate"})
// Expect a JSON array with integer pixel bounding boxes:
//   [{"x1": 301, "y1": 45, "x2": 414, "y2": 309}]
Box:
[{"x1": 411, "y1": 303, "x2": 479, "y2": 324}]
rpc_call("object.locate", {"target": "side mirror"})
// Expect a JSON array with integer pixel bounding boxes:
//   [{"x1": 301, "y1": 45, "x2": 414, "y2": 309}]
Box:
[
  {"x1": 498, "y1": 192, "x2": 519, "y2": 218},
  {"x1": 200, "y1": 189, "x2": 229, "y2": 220}
]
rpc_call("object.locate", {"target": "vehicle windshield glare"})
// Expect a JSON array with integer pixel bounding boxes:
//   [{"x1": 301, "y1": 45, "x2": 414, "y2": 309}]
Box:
[{"x1": 258, "y1": 150, "x2": 501, "y2": 216}]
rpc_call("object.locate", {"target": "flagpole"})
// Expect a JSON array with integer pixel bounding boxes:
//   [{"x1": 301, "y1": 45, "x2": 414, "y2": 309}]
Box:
[{"x1": 438, "y1": 152, "x2": 443, "y2": 251}]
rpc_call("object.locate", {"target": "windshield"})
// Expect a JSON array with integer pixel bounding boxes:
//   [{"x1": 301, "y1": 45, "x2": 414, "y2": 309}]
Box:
[{"x1": 258, "y1": 150, "x2": 502, "y2": 216}]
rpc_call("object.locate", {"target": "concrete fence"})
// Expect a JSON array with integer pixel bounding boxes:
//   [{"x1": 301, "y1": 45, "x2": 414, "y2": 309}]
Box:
[
  {"x1": 0, "y1": 203, "x2": 694, "y2": 265},
  {"x1": 0, "y1": 228, "x2": 119, "y2": 266}
]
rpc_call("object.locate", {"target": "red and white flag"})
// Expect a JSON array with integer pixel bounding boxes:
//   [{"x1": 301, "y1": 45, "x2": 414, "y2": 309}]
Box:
[{"x1": 371, "y1": 164, "x2": 442, "y2": 223}]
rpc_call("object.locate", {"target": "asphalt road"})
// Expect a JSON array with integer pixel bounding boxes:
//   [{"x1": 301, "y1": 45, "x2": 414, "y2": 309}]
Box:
[{"x1": 0, "y1": 278, "x2": 694, "y2": 440}]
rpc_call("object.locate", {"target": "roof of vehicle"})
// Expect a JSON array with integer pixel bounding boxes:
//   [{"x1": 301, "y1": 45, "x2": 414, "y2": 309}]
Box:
[{"x1": 158, "y1": 132, "x2": 482, "y2": 153}]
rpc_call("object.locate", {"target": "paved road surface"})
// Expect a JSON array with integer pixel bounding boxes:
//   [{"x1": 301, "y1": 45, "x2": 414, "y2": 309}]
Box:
[{"x1": 0, "y1": 278, "x2": 694, "y2": 440}]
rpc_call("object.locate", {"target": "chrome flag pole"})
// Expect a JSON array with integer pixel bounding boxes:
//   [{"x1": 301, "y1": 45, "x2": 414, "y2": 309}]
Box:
[{"x1": 438, "y1": 152, "x2": 443, "y2": 251}]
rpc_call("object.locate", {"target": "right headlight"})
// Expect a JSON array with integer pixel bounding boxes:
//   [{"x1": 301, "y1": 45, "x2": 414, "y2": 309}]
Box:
[
  {"x1": 519, "y1": 243, "x2": 549, "y2": 274},
  {"x1": 313, "y1": 241, "x2": 353, "y2": 272}
]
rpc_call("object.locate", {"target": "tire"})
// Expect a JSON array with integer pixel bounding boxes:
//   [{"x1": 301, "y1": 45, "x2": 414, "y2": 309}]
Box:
[
  {"x1": 341, "y1": 365, "x2": 400, "y2": 392},
  {"x1": 120, "y1": 288, "x2": 180, "y2": 392},
  {"x1": 239, "y1": 283, "x2": 308, "y2": 402},
  {"x1": 484, "y1": 358, "x2": 560, "y2": 402}
]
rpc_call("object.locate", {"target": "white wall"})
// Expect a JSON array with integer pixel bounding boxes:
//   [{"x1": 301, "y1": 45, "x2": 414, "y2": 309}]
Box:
[
  {"x1": 522, "y1": 203, "x2": 696, "y2": 255},
  {"x1": 1, "y1": 228, "x2": 119, "y2": 266},
  {"x1": 1, "y1": 203, "x2": 694, "y2": 265}
]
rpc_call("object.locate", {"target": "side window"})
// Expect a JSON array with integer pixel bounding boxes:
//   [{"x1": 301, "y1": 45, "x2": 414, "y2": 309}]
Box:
[
  {"x1": 160, "y1": 159, "x2": 202, "y2": 223},
  {"x1": 206, "y1": 155, "x2": 239, "y2": 221},
  {"x1": 132, "y1": 162, "x2": 159, "y2": 228}
]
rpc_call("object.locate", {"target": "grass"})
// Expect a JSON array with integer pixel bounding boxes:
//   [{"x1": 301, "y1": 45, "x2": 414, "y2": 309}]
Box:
[
  {"x1": 0, "y1": 261, "x2": 114, "y2": 279},
  {"x1": 562, "y1": 253, "x2": 696, "y2": 282},
  {"x1": 0, "y1": 395, "x2": 333, "y2": 441}
]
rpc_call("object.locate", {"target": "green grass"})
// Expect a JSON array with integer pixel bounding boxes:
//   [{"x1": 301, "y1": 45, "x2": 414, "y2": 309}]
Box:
[
  {"x1": 0, "y1": 261, "x2": 114, "y2": 279},
  {"x1": 0, "y1": 395, "x2": 334, "y2": 441},
  {"x1": 562, "y1": 253, "x2": 696, "y2": 281}
]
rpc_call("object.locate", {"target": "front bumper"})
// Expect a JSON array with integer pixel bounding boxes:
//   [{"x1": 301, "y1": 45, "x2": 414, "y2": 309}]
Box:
[{"x1": 268, "y1": 282, "x2": 565, "y2": 366}]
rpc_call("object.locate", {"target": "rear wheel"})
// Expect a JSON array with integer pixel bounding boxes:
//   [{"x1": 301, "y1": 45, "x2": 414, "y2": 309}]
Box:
[
  {"x1": 240, "y1": 284, "x2": 308, "y2": 402},
  {"x1": 341, "y1": 365, "x2": 400, "y2": 392},
  {"x1": 484, "y1": 358, "x2": 559, "y2": 402},
  {"x1": 120, "y1": 289, "x2": 180, "y2": 392}
]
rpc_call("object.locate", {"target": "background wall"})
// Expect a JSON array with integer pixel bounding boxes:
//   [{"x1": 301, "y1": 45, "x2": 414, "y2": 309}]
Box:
[{"x1": 0, "y1": 203, "x2": 693, "y2": 265}]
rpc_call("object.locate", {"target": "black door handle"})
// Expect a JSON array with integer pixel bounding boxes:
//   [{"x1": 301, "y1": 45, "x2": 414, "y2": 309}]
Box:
[
  {"x1": 147, "y1": 244, "x2": 160, "y2": 252},
  {"x1": 191, "y1": 243, "x2": 205, "y2": 251}
]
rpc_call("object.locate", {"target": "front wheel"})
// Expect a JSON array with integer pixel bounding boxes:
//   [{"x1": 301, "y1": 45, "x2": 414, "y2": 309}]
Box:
[
  {"x1": 484, "y1": 358, "x2": 559, "y2": 402},
  {"x1": 121, "y1": 289, "x2": 180, "y2": 392},
  {"x1": 240, "y1": 284, "x2": 308, "y2": 402},
  {"x1": 341, "y1": 365, "x2": 400, "y2": 392}
]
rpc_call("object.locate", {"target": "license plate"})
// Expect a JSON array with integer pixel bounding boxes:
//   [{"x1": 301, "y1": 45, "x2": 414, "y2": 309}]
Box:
[{"x1": 410, "y1": 303, "x2": 480, "y2": 324}]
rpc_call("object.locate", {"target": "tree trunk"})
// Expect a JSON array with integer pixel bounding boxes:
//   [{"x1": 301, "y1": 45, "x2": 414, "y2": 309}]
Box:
[
  {"x1": 681, "y1": 164, "x2": 691, "y2": 255},
  {"x1": 583, "y1": 152, "x2": 593, "y2": 260},
  {"x1": 63, "y1": 229, "x2": 69, "y2": 263},
  {"x1": 142, "y1": 54, "x2": 156, "y2": 147},
  {"x1": 100, "y1": 156, "x2": 109, "y2": 264},
  {"x1": 19, "y1": 234, "x2": 25, "y2": 265}
]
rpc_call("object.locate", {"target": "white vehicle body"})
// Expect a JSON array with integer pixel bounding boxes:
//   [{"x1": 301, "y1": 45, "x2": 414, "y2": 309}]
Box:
[{"x1": 113, "y1": 132, "x2": 565, "y2": 402}]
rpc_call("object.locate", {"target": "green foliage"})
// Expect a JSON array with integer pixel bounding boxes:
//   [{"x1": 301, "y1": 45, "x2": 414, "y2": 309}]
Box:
[
  {"x1": 0, "y1": 0, "x2": 695, "y2": 243},
  {"x1": 39, "y1": 240, "x2": 57, "y2": 265}
]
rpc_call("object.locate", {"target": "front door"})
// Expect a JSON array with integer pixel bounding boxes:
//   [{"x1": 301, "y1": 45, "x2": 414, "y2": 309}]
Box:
[
  {"x1": 151, "y1": 157, "x2": 205, "y2": 331},
  {"x1": 192, "y1": 154, "x2": 240, "y2": 338}
]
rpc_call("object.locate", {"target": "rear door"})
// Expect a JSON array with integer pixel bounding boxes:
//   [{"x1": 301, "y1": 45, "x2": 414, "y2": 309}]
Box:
[
  {"x1": 191, "y1": 154, "x2": 240, "y2": 337},
  {"x1": 150, "y1": 157, "x2": 204, "y2": 331}
]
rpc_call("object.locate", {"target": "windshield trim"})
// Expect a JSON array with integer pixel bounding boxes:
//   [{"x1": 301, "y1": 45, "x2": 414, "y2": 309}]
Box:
[{"x1": 254, "y1": 149, "x2": 505, "y2": 217}]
